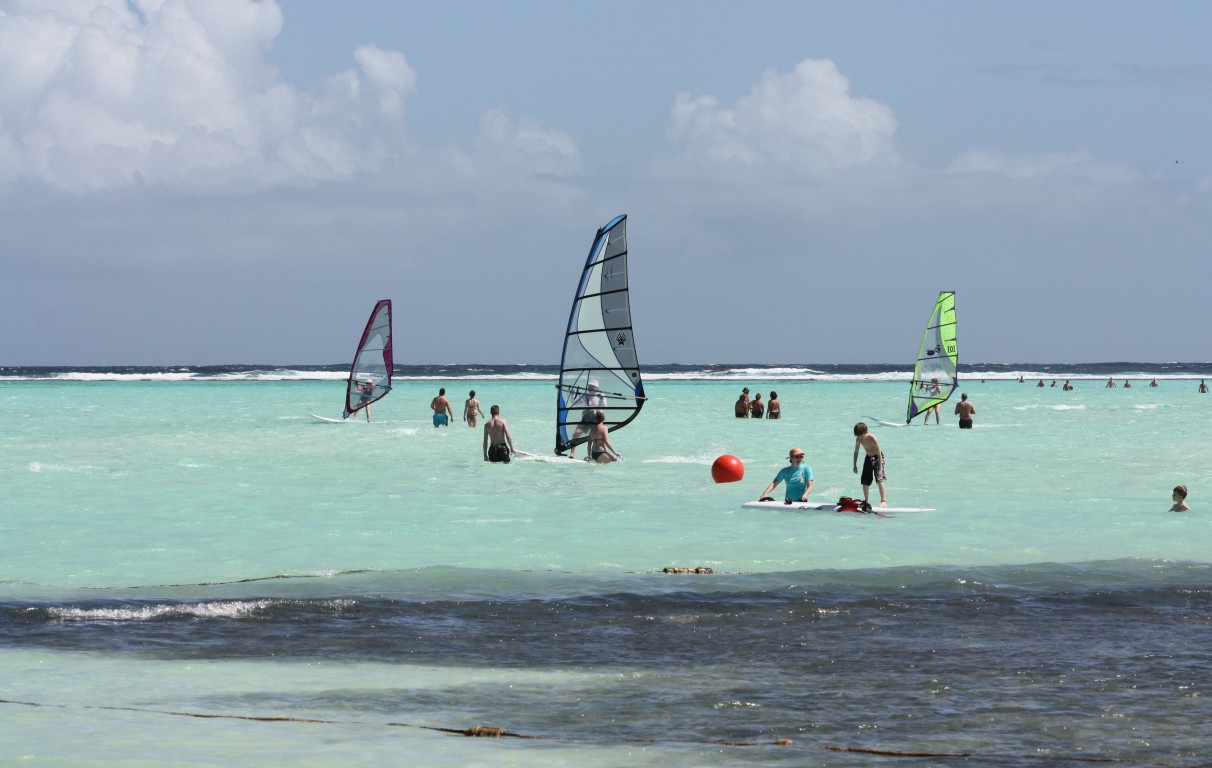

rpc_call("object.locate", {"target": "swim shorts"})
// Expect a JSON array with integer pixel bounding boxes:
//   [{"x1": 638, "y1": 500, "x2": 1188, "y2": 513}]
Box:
[
  {"x1": 959, "y1": 418, "x2": 973, "y2": 429},
  {"x1": 487, "y1": 444, "x2": 511, "y2": 463},
  {"x1": 861, "y1": 453, "x2": 886, "y2": 486},
  {"x1": 433, "y1": 413, "x2": 449, "y2": 427}
]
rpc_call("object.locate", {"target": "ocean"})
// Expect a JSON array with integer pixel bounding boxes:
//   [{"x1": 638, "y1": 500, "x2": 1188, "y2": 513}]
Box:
[{"x1": 2, "y1": 363, "x2": 1210, "y2": 767}]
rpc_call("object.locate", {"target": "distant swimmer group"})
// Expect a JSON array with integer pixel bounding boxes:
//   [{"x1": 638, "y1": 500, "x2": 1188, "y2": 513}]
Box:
[{"x1": 734, "y1": 387, "x2": 780, "y2": 419}]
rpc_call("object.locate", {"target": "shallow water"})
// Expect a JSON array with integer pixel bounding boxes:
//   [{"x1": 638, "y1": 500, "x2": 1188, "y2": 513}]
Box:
[{"x1": 2, "y1": 365, "x2": 1210, "y2": 766}]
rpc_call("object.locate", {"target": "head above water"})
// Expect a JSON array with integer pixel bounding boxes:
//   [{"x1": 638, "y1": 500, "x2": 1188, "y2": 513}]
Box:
[
  {"x1": 490, "y1": 404, "x2": 500, "y2": 415},
  {"x1": 788, "y1": 448, "x2": 805, "y2": 461},
  {"x1": 469, "y1": 390, "x2": 475, "y2": 397},
  {"x1": 854, "y1": 422, "x2": 869, "y2": 436},
  {"x1": 1173, "y1": 485, "x2": 1188, "y2": 500}
]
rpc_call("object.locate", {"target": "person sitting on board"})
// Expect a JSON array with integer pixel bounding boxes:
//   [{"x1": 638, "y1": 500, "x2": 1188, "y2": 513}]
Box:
[
  {"x1": 464, "y1": 390, "x2": 485, "y2": 428},
  {"x1": 766, "y1": 391, "x2": 780, "y2": 419},
  {"x1": 759, "y1": 448, "x2": 813, "y2": 503},
  {"x1": 735, "y1": 388, "x2": 750, "y2": 418},
  {"x1": 749, "y1": 392, "x2": 764, "y2": 418},
  {"x1": 569, "y1": 380, "x2": 607, "y2": 458},
  {"x1": 586, "y1": 411, "x2": 621, "y2": 463},
  {"x1": 483, "y1": 405, "x2": 515, "y2": 463},
  {"x1": 852, "y1": 423, "x2": 887, "y2": 508},
  {"x1": 1169, "y1": 485, "x2": 1190, "y2": 512},
  {"x1": 430, "y1": 387, "x2": 454, "y2": 427}
]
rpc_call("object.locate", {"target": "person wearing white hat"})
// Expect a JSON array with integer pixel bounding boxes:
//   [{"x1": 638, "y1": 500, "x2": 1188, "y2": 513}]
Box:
[{"x1": 569, "y1": 380, "x2": 607, "y2": 459}]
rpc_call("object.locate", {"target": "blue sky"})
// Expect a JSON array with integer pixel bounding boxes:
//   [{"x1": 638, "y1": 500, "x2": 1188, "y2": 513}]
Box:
[{"x1": 1, "y1": 0, "x2": 1209, "y2": 365}]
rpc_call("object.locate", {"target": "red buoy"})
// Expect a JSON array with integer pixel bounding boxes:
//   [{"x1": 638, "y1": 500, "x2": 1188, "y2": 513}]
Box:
[{"x1": 711, "y1": 455, "x2": 745, "y2": 483}]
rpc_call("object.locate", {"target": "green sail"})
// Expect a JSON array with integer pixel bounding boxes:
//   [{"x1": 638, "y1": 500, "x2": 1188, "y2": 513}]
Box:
[{"x1": 907, "y1": 291, "x2": 957, "y2": 423}]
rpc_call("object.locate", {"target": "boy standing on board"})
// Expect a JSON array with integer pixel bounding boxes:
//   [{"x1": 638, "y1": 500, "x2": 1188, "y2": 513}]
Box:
[{"x1": 853, "y1": 423, "x2": 887, "y2": 508}]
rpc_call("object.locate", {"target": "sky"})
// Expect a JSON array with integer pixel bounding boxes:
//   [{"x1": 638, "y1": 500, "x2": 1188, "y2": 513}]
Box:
[{"x1": 2, "y1": 0, "x2": 1210, "y2": 365}]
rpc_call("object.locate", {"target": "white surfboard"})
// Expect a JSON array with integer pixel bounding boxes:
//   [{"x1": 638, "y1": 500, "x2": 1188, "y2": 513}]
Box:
[
  {"x1": 866, "y1": 416, "x2": 908, "y2": 427},
  {"x1": 310, "y1": 413, "x2": 353, "y2": 423},
  {"x1": 741, "y1": 500, "x2": 933, "y2": 517}
]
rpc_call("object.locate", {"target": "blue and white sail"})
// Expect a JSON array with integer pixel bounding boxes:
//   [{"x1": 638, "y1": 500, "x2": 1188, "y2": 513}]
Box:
[
  {"x1": 343, "y1": 299, "x2": 393, "y2": 419},
  {"x1": 556, "y1": 215, "x2": 646, "y2": 455}
]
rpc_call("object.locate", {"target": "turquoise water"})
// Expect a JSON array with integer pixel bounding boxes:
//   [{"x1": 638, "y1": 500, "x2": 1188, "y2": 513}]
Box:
[{"x1": 2, "y1": 368, "x2": 1210, "y2": 765}]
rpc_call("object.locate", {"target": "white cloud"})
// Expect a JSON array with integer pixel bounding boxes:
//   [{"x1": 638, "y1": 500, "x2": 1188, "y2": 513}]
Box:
[
  {"x1": 464, "y1": 107, "x2": 579, "y2": 176},
  {"x1": 0, "y1": 0, "x2": 417, "y2": 191},
  {"x1": 946, "y1": 148, "x2": 1133, "y2": 184},
  {"x1": 666, "y1": 58, "x2": 898, "y2": 172}
]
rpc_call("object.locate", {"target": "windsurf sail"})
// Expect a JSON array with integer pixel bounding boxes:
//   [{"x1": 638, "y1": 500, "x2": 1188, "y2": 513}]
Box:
[
  {"x1": 907, "y1": 291, "x2": 957, "y2": 423},
  {"x1": 555, "y1": 215, "x2": 646, "y2": 455},
  {"x1": 343, "y1": 299, "x2": 393, "y2": 419}
]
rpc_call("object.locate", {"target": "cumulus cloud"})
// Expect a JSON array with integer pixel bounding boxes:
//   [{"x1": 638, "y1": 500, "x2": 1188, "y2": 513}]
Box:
[
  {"x1": 0, "y1": 0, "x2": 417, "y2": 191},
  {"x1": 666, "y1": 58, "x2": 898, "y2": 172},
  {"x1": 466, "y1": 108, "x2": 578, "y2": 176}
]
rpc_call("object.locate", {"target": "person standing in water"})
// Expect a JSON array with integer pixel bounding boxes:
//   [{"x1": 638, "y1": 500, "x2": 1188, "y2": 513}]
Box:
[
  {"x1": 954, "y1": 392, "x2": 975, "y2": 429},
  {"x1": 586, "y1": 411, "x2": 621, "y2": 463},
  {"x1": 569, "y1": 380, "x2": 607, "y2": 459},
  {"x1": 735, "y1": 388, "x2": 750, "y2": 418},
  {"x1": 483, "y1": 405, "x2": 515, "y2": 463},
  {"x1": 1169, "y1": 485, "x2": 1190, "y2": 512},
  {"x1": 430, "y1": 388, "x2": 453, "y2": 427},
  {"x1": 766, "y1": 391, "x2": 780, "y2": 419},
  {"x1": 352, "y1": 380, "x2": 374, "y2": 422},
  {"x1": 759, "y1": 448, "x2": 813, "y2": 503},
  {"x1": 852, "y1": 423, "x2": 887, "y2": 508},
  {"x1": 749, "y1": 392, "x2": 764, "y2": 418},
  {"x1": 464, "y1": 390, "x2": 485, "y2": 428},
  {"x1": 924, "y1": 378, "x2": 942, "y2": 424}
]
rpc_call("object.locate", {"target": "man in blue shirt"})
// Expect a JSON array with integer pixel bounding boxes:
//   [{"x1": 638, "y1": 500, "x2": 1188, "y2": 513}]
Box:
[{"x1": 759, "y1": 448, "x2": 814, "y2": 502}]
